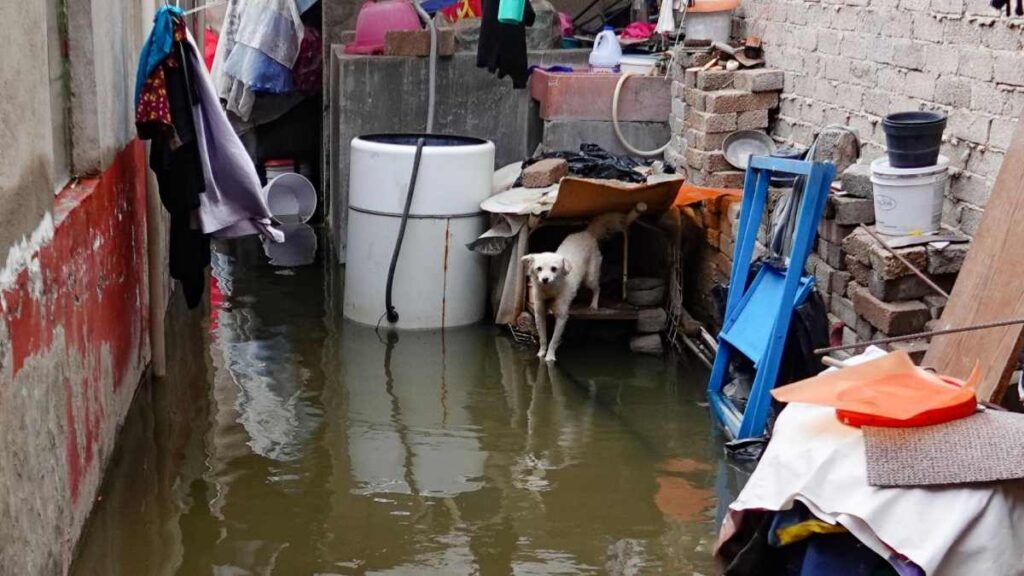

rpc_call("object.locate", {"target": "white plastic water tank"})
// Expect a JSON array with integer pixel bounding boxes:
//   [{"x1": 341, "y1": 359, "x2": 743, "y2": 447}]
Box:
[{"x1": 344, "y1": 134, "x2": 495, "y2": 329}]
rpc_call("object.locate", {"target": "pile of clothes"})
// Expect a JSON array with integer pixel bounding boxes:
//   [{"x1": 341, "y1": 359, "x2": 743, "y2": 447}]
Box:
[
  {"x1": 135, "y1": 6, "x2": 283, "y2": 307},
  {"x1": 717, "y1": 347, "x2": 1024, "y2": 575},
  {"x1": 210, "y1": 0, "x2": 322, "y2": 121}
]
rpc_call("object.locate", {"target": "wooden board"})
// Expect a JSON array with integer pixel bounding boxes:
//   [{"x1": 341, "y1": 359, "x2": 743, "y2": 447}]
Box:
[
  {"x1": 923, "y1": 114, "x2": 1024, "y2": 402},
  {"x1": 547, "y1": 177, "x2": 683, "y2": 219},
  {"x1": 567, "y1": 302, "x2": 641, "y2": 320}
]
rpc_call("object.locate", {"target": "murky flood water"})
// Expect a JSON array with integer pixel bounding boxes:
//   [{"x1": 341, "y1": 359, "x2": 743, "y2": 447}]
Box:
[{"x1": 71, "y1": 234, "x2": 743, "y2": 575}]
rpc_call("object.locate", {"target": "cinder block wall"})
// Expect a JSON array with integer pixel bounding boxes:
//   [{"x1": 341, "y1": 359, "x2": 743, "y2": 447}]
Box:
[{"x1": 735, "y1": 1, "x2": 1024, "y2": 235}]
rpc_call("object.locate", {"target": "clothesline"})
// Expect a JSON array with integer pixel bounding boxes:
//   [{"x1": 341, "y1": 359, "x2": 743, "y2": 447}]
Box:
[{"x1": 183, "y1": 0, "x2": 228, "y2": 16}]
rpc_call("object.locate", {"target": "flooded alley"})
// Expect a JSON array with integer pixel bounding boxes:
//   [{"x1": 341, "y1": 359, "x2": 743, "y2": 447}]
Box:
[{"x1": 69, "y1": 235, "x2": 739, "y2": 575}]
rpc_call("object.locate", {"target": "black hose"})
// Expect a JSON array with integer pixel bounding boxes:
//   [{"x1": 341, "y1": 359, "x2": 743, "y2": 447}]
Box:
[{"x1": 385, "y1": 137, "x2": 427, "y2": 324}]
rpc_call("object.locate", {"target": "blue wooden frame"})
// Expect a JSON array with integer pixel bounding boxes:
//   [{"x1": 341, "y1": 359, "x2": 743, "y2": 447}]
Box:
[{"x1": 706, "y1": 155, "x2": 836, "y2": 440}]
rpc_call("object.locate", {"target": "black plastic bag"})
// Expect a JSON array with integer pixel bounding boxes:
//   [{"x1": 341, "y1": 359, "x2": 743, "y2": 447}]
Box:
[{"x1": 518, "y1": 144, "x2": 650, "y2": 184}]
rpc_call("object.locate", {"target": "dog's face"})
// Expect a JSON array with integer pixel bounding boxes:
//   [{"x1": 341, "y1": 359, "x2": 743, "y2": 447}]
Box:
[{"x1": 522, "y1": 253, "x2": 572, "y2": 287}]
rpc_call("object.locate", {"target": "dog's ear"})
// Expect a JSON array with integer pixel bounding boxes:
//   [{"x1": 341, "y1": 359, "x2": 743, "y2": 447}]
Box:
[
  {"x1": 521, "y1": 255, "x2": 533, "y2": 268},
  {"x1": 561, "y1": 258, "x2": 573, "y2": 274}
]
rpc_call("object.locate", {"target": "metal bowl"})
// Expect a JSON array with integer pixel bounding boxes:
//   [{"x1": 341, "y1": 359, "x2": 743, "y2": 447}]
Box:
[{"x1": 722, "y1": 130, "x2": 777, "y2": 170}]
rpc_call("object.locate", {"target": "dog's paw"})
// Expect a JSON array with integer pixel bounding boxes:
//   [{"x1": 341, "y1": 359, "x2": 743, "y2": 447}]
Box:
[
  {"x1": 544, "y1": 353, "x2": 557, "y2": 363},
  {"x1": 588, "y1": 303, "x2": 599, "y2": 311},
  {"x1": 536, "y1": 347, "x2": 547, "y2": 359}
]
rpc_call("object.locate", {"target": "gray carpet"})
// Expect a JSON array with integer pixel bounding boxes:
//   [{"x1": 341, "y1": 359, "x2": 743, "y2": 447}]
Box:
[{"x1": 864, "y1": 410, "x2": 1024, "y2": 487}]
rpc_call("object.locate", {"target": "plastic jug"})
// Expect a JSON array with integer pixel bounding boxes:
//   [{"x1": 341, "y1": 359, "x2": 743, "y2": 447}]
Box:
[{"x1": 589, "y1": 26, "x2": 622, "y2": 71}]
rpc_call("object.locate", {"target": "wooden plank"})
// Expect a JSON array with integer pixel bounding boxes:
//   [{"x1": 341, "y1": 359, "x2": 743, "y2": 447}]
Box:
[
  {"x1": 547, "y1": 177, "x2": 683, "y2": 219},
  {"x1": 923, "y1": 114, "x2": 1024, "y2": 402}
]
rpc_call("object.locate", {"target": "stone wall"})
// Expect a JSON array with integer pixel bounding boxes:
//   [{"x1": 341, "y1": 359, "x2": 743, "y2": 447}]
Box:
[{"x1": 735, "y1": 0, "x2": 1024, "y2": 235}]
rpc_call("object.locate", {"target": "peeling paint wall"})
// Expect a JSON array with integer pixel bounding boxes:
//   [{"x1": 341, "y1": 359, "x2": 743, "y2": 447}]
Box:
[{"x1": 0, "y1": 141, "x2": 150, "y2": 575}]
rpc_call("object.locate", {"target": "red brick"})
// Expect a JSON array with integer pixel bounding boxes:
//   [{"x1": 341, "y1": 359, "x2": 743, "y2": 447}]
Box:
[
  {"x1": 685, "y1": 110, "x2": 737, "y2": 133},
  {"x1": 685, "y1": 128, "x2": 730, "y2": 151},
  {"x1": 521, "y1": 158, "x2": 568, "y2": 188},
  {"x1": 704, "y1": 89, "x2": 780, "y2": 113},
  {"x1": 829, "y1": 194, "x2": 875, "y2": 225},
  {"x1": 868, "y1": 244, "x2": 927, "y2": 280},
  {"x1": 850, "y1": 285, "x2": 930, "y2": 336},
  {"x1": 845, "y1": 255, "x2": 871, "y2": 286},
  {"x1": 817, "y1": 237, "x2": 847, "y2": 270},
  {"x1": 733, "y1": 69, "x2": 785, "y2": 93},
  {"x1": 685, "y1": 148, "x2": 732, "y2": 172},
  {"x1": 684, "y1": 87, "x2": 707, "y2": 111},
  {"x1": 818, "y1": 218, "x2": 856, "y2": 244},
  {"x1": 706, "y1": 228, "x2": 721, "y2": 249},
  {"x1": 737, "y1": 109, "x2": 769, "y2": 130},
  {"x1": 841, "y1": 226, "x2": 873, "y2": 265},
  {"x1": 700, "y1": 171, "x2": 746, "y2": 189},
  {"x1": 695, "y1": 69, "x2": 737, "y2": 91}
]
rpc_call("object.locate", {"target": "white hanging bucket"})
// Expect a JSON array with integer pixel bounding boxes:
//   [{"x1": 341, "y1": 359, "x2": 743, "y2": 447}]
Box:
[
  {"x1": 263, "y1": 222, "x2": 317, "y2": 267},
  {"x1": 265, "y1": 173, "x2": 317, "y2": 224},
  {"x1": 870, "y1": 156, "x2": 949, "y2": 236}
]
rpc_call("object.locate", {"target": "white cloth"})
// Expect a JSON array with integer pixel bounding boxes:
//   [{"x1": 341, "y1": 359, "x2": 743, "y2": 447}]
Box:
[
  {"x1": 720, "y1": 400, "x2": 1024, "y2": 575},
  {"x1": 211, "y1": 0, "x2": 304, "y2": 120},
  {"x1": 186, "y1": 34, "x2": 284, "y2": 242}
]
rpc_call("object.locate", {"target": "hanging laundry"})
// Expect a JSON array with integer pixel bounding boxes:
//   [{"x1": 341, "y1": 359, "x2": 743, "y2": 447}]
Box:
[
  {"x1": 136, "y1": 6, "x2": 284, "y2": 308},
  {"x1": 291, "y1": 25, "x2": 323, "y2": 95},
  {"x1": 135, "y1": 5, "x2": 184, "y2": 107},
  {"x1": 211, "y1": 0, "x2": 305, "y2": 120},
  {"x1": 477, "y1": 0, "x2": 536, "y2": 88}
]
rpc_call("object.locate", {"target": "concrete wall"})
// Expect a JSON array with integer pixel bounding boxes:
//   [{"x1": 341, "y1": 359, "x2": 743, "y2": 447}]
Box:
[
  {"x1": 0, "y1": 1, "x2": 58, "y2": 264},
  {"x1": 68, "y1": 0, "x2": 147, "y2": 174},
  {"x1": 0, "y1": 0, "x2": 159, "y2": 573},
  {"x1": 736, "y1": 0, "x2": 1024, "y2": 235},
  {"x1": 0, "y1": 143, "x2": 151, "y2": 575}
]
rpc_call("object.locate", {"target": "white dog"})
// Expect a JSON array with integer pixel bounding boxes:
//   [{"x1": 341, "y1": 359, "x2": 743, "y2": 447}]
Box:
[{"x1": 523, "y1": 203, "x2": 645, "y2": 362}]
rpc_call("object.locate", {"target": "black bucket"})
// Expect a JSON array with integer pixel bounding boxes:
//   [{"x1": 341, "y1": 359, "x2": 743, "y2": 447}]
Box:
[{"x1": 882, "y1": 111, "x2": 947, "y2": 168}]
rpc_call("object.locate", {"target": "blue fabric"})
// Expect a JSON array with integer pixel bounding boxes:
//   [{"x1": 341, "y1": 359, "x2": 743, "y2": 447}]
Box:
[
  {"x1": 220, "y1": 44, "x2": 295, "y2": 94},
  {"x1": 801, "y1": 535, "x2": 885, "y2": 576},
  {"x1": 134, "y1": 5, "x2": 184, "y2": 106},
  {"x1": 296, "y1": 0, "x2": 319, "y2": 13},
  {"x1": 420, "y1": 0, "x2": 461, "y2": 11}
]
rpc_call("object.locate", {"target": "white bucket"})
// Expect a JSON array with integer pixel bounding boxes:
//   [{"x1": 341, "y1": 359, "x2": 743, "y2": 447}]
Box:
[
  {"x1": 870, "y1": 156, "x2": 949, "y2": 236},
  {"x1": 265, "y1": 172, "x2": 317, "y2": 224}
]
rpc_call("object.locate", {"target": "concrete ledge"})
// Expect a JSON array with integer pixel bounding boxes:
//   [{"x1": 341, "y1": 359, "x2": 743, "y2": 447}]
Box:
[{"x1": 529, "y1": 70, "x2": 672, "y2": 122}]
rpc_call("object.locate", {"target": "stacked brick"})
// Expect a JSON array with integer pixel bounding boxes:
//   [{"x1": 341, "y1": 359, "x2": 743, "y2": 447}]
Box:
[
  {"x1": 666, "y1": 65, "x2": 784, "y2": 189},
  {"x1": 684, "y1": 158, "x2": 971, "y2": 359},
  {"x1": 807, "y1": 164, "x2": 971, "y2": 361},
  {"x1": 686, "y1": 189, "x2": 775, "y2": 326}
]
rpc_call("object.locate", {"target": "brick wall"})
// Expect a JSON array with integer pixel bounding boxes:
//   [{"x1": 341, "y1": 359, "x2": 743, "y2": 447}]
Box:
[{"x1": 735, "y1": 0, "x2": 1024, "y2": 235}]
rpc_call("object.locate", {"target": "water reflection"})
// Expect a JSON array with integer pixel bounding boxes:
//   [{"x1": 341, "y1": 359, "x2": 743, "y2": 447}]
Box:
[{"x1": 71, "y1": 234, "x2": 737, "y2": 576}]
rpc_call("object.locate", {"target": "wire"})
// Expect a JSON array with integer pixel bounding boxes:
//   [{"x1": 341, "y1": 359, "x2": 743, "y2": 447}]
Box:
[
  {"x1": 385, "y1": 137, "x2": 427, "y2": 324},
  {"x1": 612, "y1": 72, "x2": 670, "y2": 157}
]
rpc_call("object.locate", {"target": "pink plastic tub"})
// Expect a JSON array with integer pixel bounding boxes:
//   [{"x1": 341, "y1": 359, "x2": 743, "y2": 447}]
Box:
[{"x1": 344, "y1": 0, "x2": 422, "y2": 55}]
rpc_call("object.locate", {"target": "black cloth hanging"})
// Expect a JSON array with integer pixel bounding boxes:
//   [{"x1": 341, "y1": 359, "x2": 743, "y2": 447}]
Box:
[
  {"x1": 477, "y1": 0, "x2": 536, "y2": 88},
  {"x1": 142, "y1": 39, "x2": 211, "y2": 309}
]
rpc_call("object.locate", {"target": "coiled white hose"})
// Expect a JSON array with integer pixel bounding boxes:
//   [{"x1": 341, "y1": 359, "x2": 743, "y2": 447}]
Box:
[{"x1": 612, "y1": 72, "x2": 670, "y2": 157}]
